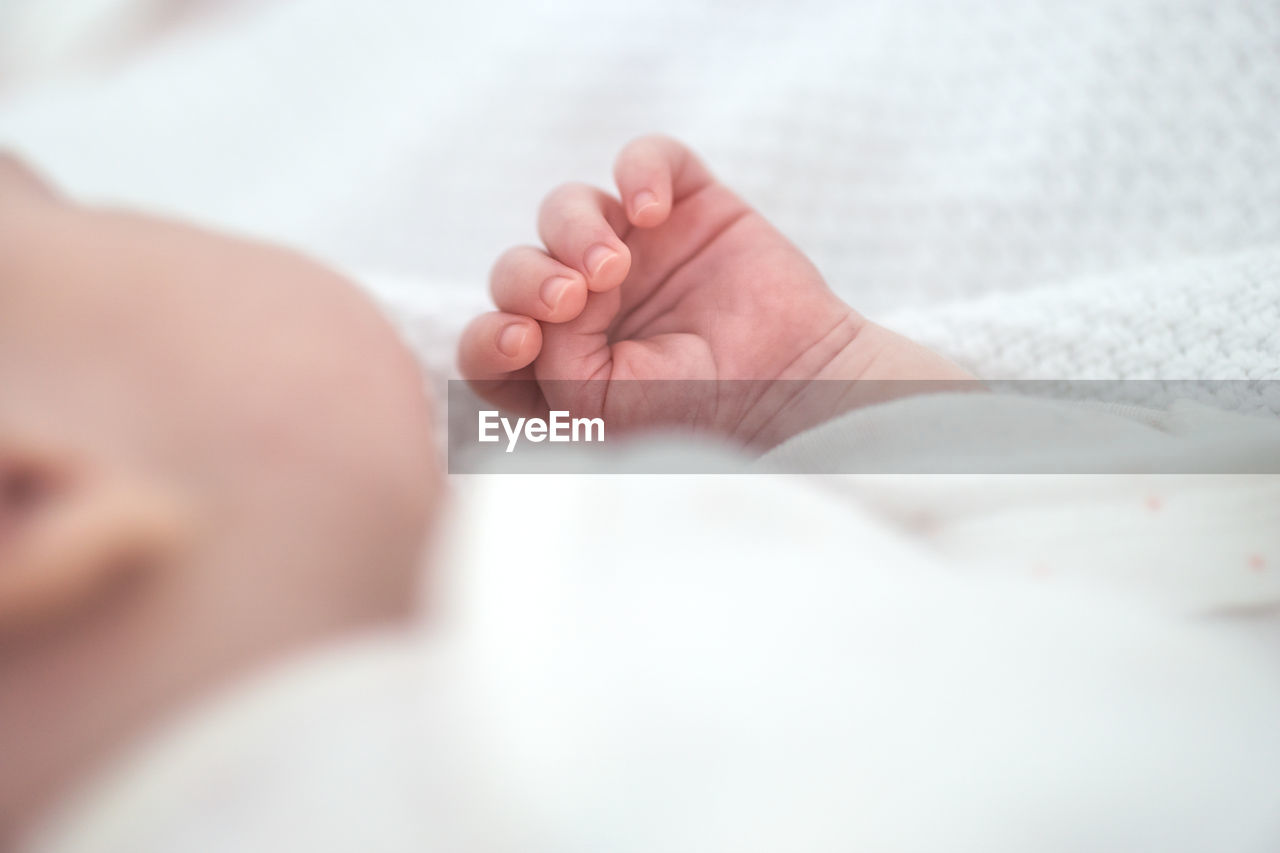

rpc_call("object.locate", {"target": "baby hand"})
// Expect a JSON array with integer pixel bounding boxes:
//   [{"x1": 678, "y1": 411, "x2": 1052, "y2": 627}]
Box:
[{"x1": 459, "y1": 136, "x2": 971, "y2": 447}]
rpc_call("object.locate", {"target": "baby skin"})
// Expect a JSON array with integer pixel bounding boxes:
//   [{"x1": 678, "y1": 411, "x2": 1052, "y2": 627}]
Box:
[
  {"x1": 460, "y1": 136, "x2": 973, "y2": 448},
  {"x1": 0, "y1": 138, "x2": 968, "y2": 843}
]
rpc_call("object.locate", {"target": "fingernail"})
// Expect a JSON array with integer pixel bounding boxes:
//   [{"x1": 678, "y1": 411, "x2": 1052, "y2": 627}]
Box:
[
  {"x1": 497, "y1": 323, "x2": 527, "y2": 357},
  {"x1": 631, "y1": 189, "x2": 659, "y2": 216},
  {"x1": 584, "y1": 244, "x2": 617, "y2": 279},
  {"x1": 539, "y1": 275, "x2": 575, "y2": 310}
]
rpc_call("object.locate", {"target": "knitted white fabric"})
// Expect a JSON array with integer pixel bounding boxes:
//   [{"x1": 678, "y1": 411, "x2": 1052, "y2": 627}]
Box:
[
  {"x1": 1, "y1": 0, "x2": 1277, "y2": 388},
  {"x1": 881, "y1": 245, "x2": 1280, "y2": 383}
]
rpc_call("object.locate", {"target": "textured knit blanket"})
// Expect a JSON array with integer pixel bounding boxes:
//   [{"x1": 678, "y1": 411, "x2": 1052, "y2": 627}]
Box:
[{"x1": 1, "y1": 0, "x2": 1277, "y2": 394}]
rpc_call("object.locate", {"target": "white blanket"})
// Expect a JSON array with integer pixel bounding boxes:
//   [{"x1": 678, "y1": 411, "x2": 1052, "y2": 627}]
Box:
[{"x1": 1, "y1": 0, "x2": 1278, "y2": 389}]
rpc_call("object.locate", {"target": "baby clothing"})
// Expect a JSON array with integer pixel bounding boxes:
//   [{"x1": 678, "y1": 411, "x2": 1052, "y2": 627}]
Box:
[{"x1": 27, "y1": 393, "x2": 1280, "y2": 853}]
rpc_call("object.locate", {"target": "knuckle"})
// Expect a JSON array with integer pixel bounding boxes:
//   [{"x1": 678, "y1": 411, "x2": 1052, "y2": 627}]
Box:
[
  {"x1": 540, "y1": 181, "x2": 592, "y2": 212},
  {"x1": 491, "y1": 245, "x2": 533, "y2": 278}
]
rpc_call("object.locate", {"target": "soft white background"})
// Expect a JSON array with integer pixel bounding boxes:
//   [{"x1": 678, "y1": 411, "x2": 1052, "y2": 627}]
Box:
[{"x1": 1, "y1": 0, "x2": 1278, "y2": 383}]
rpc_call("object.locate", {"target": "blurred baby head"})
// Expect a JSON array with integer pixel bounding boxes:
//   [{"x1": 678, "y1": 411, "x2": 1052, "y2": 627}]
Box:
[{"x1": 0, "y1": 154, "x2": 441, "y2": 837}]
